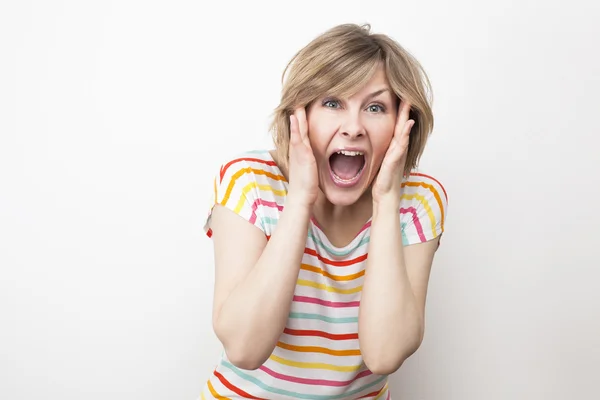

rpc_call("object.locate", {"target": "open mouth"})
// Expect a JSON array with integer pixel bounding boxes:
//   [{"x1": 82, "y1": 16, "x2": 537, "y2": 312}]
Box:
[{"x1": 328, "y1": 150, "x2": 366, "y2": 187}]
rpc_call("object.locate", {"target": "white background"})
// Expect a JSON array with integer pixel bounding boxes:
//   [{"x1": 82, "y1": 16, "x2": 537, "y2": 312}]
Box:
[{"x1": 1, "y1": 1, "x2": 599, "y2": 399}]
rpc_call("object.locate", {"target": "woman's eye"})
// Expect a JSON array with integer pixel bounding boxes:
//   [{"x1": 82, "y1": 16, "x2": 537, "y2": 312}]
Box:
[
  {"x1": 323, "y1": 100, "x2": 340, "y2": 108},
  {"x1": 367, "y1": 104, "x2": 384, "y2": 113}
]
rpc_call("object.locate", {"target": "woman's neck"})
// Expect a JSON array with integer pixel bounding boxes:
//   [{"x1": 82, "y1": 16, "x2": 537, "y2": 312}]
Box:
[{"x1": 311, "y1": 189, "x2": 373, "y2": 247}]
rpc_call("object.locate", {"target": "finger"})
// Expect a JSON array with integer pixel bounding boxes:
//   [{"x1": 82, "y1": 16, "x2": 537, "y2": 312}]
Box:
[
  {"x1": 388, "y1": 119, "x2": 413, "y2": 159},
  {"x1": 294, "y1": 107, "x2": 309, "y2": 144},
  {"x1": 400, "y1": 119, "x2": 414, "y2": 148},
  {"x1": 400, "y1": 98, "x2": 412, "y2": 120},
  {"x1": 395, "y1": 99, "x2": 412, "y2": 135},
  {"x1": 289, "y1": 114, "x2": 300, "y2": 145}
]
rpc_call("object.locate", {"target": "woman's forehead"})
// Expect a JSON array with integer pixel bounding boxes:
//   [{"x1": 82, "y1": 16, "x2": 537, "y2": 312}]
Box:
[{"x1": 319, "y1": 73, "x2": 393, "y2": 100}]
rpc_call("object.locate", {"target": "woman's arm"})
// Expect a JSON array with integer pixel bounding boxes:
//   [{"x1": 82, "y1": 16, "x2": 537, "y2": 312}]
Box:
[
  {"x1": 210, "y1": 108, "x2": 317, "y2": 370},
  {"x1": 210, "y1": 200, "x2": 311, "y2": 370},
  {"x1": 358, "y1": 196, "x2": 439, "y2": 375},
  {"x1": 361, "y1": 97, "x2": 443, "y2": 375}
]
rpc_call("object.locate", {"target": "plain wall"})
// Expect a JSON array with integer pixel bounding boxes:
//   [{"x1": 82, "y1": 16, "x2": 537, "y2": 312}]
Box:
[{"x1": 1, "y1": 0, "x2": 599, "y2": 399}]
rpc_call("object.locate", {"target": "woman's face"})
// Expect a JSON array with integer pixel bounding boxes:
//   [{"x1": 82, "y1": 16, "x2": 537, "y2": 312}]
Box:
[{"x1": 306, "y1": 65, "x2": 398, "y2": 206}]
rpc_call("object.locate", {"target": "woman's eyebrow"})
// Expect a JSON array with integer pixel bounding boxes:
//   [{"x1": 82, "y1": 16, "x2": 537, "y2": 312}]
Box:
[{"x1": 364, "y1": 88, "x2": 390, "y2": 102}]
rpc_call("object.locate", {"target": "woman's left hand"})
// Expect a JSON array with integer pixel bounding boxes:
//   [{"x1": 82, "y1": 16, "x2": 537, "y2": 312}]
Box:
[{"x1": 371, "y1": 99, "x2": 414, "y2": 205}]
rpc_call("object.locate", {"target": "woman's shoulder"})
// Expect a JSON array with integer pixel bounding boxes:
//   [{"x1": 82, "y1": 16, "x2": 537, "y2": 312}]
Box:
[
  {"x1": 204, "y1": 149, "x2": 286, "y2": 238},
  {"x1": 214, "y1": 150, "x2": 287, "y2": 203},
  {"x1": 211, "y1": 149, "x2": 286, "y2": 190},
  {"x1": 399, "y1": 170, "x2": 449, "y2": 244}
]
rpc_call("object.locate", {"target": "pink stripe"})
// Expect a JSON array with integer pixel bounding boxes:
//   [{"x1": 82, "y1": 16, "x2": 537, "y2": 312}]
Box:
[
  {"x1": 400, "y1": 206, "x2": 426, "y2": 242},
  {"x1": 386, "y1": 390, "x2": 391, "y2": 400},
  {"x1": 259, "y1": 365, "x2": 372, "y2": 386},
  {"x1": 293, "y1": 295, "x2": 360, "y2": 308},
  {"x1": 249, "y1": 198, "x2": 283, "y2": 225}
]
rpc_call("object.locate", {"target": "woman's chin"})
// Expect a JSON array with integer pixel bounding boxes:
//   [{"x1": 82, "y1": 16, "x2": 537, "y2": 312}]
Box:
[
  {"x1": 324, "y1": 192, "x2": 361, "y2": 206},
  {"x1": 319, "y1": 180, "x2": 371, "y2": 207}
]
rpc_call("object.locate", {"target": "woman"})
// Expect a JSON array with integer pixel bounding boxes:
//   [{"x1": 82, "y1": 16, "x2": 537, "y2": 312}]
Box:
[{"x1": 200, "y1": 23, "x2": 448, "y2": 399}]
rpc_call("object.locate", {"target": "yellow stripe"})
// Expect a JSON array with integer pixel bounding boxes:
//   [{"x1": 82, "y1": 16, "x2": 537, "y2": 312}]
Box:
[
  {"x1": 207, "y1": 380, "x2": 230, "y2": 399},
  {"x1": 402, "y1": 182, "x2": 444, "y2": 226},
  {"x1": 300, "y1": 264, "x2": 365, "y2": 281},
  {"x1": 403, "y1": 181, "x2": 445, "y2": 226},
  {"x1": 200, "y1": 389, "x2": 207, "y2": 400},
  {"x1": 277, "y1": 341, "x2": 361, "y2": 356},
  {"x1": 269, "y1": 354, "x2": 362, "y2": 372},
  {"x1": 297, "y1": 279, "x2": 362, "y2": 294},
  {"x1": 220, "y1": 167, "x2": 285, "y2": 206},
  {"x1": 374, "y1": 383, "x2": 389, "y2": 400},
  {"x1": 401, "y1": 192, "x2": 437, "y2": 237},
  {"x1": 231, "y1": 182, "x2": 287, "y2": 214}
]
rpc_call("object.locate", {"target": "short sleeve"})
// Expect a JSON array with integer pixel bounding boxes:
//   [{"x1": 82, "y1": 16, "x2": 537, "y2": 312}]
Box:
[
  {"x1": 400, "y1": 173, "x2": 448, "y2": 246},
  {"x1": 203, "y1": 157, "x2": 267, "y2": 239}
]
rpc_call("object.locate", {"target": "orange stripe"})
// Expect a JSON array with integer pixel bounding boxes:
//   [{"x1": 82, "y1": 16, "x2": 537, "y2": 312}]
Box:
[
  {"x1": 220, "y1": 157, "x2": 280, "y2": 181},
  {"x1": 220, "y1": 167, "x2": 286, "y2": 206},
  {"x1": 300, "y1": 264, "x2": 365, "y2": 281},
  {"x1": 409, "y1": 172, "x2": 448, "y2": 201},
  {"x1": 360, "y1": 390, "x2": 382, "y2": 399},
  {"x1": 213, "y1": 370, "x2": 266, "y2": 399},
  {"x1": 403, "y1": 180, "x2": 445, "y2": 227},
  {"x1": 277, "y1": 341, "x2": 361, "y2": 356},
  {"x1": 207, "y1": 380, "x2": 230, "y2": 399}
]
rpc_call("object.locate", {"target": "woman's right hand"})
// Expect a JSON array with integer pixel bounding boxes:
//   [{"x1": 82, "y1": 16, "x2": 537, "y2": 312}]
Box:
[{"x1": 287, "y1": 108, "x2": 319, "y2": 209}]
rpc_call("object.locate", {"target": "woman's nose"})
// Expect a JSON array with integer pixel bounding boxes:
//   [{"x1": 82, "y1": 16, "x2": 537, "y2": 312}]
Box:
[{"x1": 340, "y1": 114, "x2": 365, "y2": 139}]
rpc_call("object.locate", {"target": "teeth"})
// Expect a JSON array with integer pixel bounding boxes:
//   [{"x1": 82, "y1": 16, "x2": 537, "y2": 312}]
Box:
[{"x1": 337, "y1": 150, "x2": 364, "y2": 156}]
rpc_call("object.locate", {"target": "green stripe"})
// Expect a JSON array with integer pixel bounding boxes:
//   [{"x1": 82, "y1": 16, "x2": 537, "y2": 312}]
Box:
[
  {"x1": 289, "y1": 312, "x2": 358, "y2": 323},
  {"x1": 260, "y1": 218, "x2": 370, "y2": 255},
  {"x1": 262, "y1": 216, "x2": 279, "y2": 226},
  {"x1": 401, "y1": 222, "x2": 408, "y2": 246},
  {"x1": 308, "y1": 230, "x2": 369, "y2": 256}
]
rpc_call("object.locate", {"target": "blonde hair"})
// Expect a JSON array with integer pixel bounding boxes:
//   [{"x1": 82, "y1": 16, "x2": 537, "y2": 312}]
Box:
[{"x1": 269, "y1": 23, "x2": 434, "y2": 177}]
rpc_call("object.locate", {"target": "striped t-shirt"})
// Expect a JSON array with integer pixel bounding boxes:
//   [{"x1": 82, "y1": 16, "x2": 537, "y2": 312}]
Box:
[{"x1": 200, "y1": 149, "x2": 448, "y2": 399}]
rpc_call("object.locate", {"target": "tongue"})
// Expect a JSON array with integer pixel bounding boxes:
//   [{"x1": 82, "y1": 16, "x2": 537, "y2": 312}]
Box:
[{"x1": 330, "y1": 154, "x2": 364, "y2": 180}]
